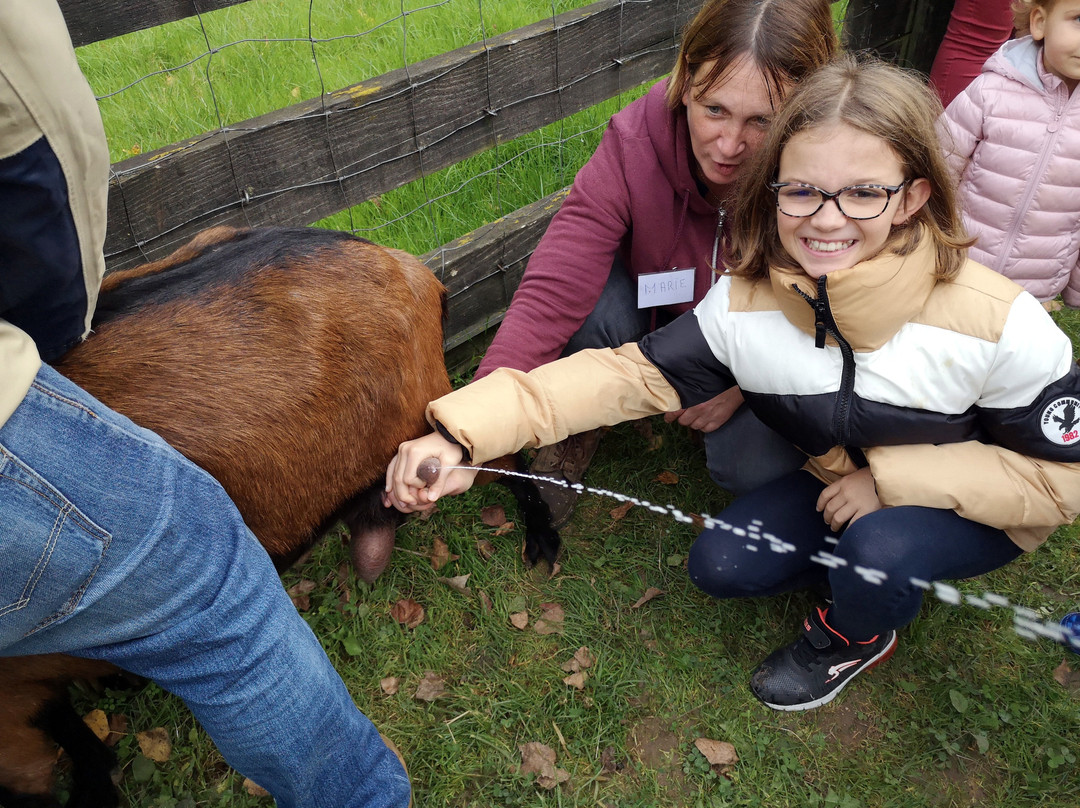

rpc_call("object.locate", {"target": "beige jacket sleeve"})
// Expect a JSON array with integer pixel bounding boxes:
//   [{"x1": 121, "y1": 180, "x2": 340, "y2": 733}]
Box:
[
  {"x1": 427, "y1": 343, "x2": 682, "y2": 465},
  {"x1": 866, "y1": 442, "x2": 1080, "y2": 551}
]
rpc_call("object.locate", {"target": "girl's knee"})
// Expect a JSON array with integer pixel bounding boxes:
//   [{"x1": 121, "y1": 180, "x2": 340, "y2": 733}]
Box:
[{"x1": 687, "y1": 530, "x2": 775, "y2": 598}]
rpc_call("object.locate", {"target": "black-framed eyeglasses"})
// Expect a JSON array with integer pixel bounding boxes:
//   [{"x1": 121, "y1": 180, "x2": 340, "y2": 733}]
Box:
[{"x1": 768, "y1": 180, "x2": 908, "y2": 220}]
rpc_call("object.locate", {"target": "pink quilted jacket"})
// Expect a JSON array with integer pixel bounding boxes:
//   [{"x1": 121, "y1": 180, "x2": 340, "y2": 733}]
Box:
[{"x1": 938, "y1": 36, "x2": 1080, "y2": 305}]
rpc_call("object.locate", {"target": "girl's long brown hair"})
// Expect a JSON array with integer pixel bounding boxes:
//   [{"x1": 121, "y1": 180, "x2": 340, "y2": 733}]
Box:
[{"x1": 729, "y1": 53, "x2": 973, "y2": 281}]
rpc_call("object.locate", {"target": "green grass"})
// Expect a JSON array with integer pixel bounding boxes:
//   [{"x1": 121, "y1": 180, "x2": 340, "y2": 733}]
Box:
[
  {"x1": 69, "y1": 411, "x2": 1080, "y2": 807},
  {"x1": 64, "y1": 2, "x2": 1080, "y2": 806}
]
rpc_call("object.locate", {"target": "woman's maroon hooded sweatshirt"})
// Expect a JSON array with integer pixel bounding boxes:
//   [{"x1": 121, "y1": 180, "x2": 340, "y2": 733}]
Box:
[{"x1": 475, "y1": 80, "x2": 727, "y2": 379}]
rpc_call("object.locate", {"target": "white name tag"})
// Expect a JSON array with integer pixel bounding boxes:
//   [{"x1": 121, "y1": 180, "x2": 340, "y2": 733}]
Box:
[{"x1": 637, "y1": 268, "x2": 696, "y2": 308}]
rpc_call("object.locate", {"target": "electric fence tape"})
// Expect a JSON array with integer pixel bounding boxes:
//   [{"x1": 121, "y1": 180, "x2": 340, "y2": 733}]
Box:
[{"x1": 437, "y1": 464, "x2": 1080, "y2": 654}]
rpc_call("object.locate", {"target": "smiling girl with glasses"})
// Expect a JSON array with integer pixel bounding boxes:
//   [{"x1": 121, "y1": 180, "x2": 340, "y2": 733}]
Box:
[{"x1": 387, "y1": 55, "x2": 1080, "y2": 712}]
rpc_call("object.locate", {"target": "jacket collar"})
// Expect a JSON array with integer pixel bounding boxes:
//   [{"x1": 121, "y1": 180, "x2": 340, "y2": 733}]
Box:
[
  {"x1": 768, "y1": 234, "x2": 938, "y2": 351},
  {"x1": 990, "y1": 35, "x2": 1071, "y2": 96}
]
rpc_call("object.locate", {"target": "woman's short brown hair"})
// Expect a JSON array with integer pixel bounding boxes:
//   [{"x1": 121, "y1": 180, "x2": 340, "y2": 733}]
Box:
[
  {"x1": 666, "y1": 0, "x2": 839, "y2": 110},
  {"x1": 728, "y1": 53, "x2": 973, "y2": 281}
]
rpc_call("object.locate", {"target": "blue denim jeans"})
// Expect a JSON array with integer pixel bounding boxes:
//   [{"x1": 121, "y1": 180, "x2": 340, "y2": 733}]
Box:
[
  {"x1": 0, "y1": 365, "x2": 410, "y2": 808},
  {"x1": 566, "y1": 258, "x2": 805, "y2": 494}
]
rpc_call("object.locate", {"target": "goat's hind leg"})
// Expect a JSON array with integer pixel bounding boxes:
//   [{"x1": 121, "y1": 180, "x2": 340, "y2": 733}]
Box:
[
  {"x1": 0, "y1": 692, "x2": 117, "y2": 808},
  {"x1": 0, "y1": 730, "x2": 63, "y2": 808},
  {"x1": 34, "y1": 695, "x2": 119, "y2": 808}
]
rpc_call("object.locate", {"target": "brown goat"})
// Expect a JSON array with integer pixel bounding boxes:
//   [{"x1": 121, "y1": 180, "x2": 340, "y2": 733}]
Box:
[
  {"x1": 0, "y1": 225, "x2": 454, "y2": 807},
  {"x1": 60, "y1": 224, "x2": 453, "y2": 574}
]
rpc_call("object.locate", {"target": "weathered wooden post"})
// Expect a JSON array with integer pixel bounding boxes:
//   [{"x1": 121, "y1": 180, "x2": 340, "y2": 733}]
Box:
[{"x1": 842, "y1": 0, "x2": 955, "y2": 73}]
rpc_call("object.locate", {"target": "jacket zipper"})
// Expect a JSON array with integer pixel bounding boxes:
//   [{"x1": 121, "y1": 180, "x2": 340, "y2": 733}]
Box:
[
  {"x1": 710, "y1": 207, "x2": 725, "y2": 285},
  {"x1": 995, "y1": 84, "x2": 1071, "y2": 273},
  {"x1": 795, "y1": 277, "x2": 862, "y2": 460}
]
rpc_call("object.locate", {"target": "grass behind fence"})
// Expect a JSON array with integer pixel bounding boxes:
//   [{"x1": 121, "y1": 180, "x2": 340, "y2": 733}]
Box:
[
  {"x1": 75, "y1": 0, "x2": 641, "y2": 255},
  {"x1": 67, "y1": 2, "x2": 1080, "y2": 806}
]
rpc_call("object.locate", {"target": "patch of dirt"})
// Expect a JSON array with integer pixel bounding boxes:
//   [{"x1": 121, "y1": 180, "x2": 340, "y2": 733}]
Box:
[
  {"x1": 806, "y1": 694, "x2": 884, "y2": 748},
  {"x1": 626, "y1": 716, "x2": 680, "y2": 769},
  {"x1": 906, "y1": 752, "x2": 1001, "y2": 807},
  {"x1": 624, "y1": 715, "x2": 694, "y2": 801}
]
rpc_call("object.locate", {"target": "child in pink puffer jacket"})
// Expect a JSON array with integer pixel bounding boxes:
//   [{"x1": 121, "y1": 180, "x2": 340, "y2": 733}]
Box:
[{"x1": 938, "y1": 0, "x2": 1080, "y2": 306}]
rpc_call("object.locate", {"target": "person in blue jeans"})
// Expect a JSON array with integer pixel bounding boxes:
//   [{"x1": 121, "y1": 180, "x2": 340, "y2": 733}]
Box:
[{"x1": 0, "y1": 2, "x2": 410, "y2": 806}]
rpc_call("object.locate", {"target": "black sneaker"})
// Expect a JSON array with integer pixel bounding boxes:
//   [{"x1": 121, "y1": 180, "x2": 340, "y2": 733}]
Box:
[{"x1": 749, "y1": 607, "x2": 897, "y2": 711}]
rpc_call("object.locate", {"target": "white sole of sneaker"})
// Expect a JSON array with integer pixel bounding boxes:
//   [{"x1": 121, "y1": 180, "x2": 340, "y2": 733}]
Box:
[{"x1": 760, "y1": 631, "x2": 898, "y2": 712}]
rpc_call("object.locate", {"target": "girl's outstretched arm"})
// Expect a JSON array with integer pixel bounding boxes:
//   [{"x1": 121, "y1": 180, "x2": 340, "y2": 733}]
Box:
[
  {"x1": 384, "y1": 432, "x2": 479, "y2": 512},
  {"x1": 385, "y1": 340, "x2": 688, "y2": 513}
]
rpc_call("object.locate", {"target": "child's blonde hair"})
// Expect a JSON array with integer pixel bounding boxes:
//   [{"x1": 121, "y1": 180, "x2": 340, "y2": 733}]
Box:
[
  {"x1": 728, "y1": 53, "x2": 973, "y2": 281},
  {"x1": 1012, "y1": 0, "x2": 1050, "y2": 36},
  {"x1": 666, "y1": 0, "x2": 838, "y2": 111}
]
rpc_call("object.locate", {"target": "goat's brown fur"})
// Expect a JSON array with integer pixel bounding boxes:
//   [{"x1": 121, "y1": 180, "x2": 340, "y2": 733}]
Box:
[{"x1": 57, "y1": 225, "x2": 451, "y2": 561}]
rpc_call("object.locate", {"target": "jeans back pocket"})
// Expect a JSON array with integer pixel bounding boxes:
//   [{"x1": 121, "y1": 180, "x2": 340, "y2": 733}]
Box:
[{"x1": 0, "y1": 447, "x2": 110, "y2": 643}]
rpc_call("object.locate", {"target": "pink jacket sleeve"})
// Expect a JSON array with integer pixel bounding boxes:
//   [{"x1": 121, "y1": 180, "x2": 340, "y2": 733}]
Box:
[
  {"x1": 474, "y1": 122, "x2": 633, "y2": 379},
  {"x1": 938, "y1": 82, "x2": 985, "y2": 181}
]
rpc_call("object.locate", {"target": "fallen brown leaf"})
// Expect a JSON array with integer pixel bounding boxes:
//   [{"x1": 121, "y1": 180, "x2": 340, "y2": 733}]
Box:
[
  {"x1": 494, "y1": 521, "x2": 516, "y2": 536},
  {"x1": 83, "y1": 709, "x2": 109, "y2": 742},
  {"x1": 243, "y1": 778, "x2": 271, "y2": 797},
  {"x1": 609, "y1": 501, "x2": 633, "y2": 520},
  {"x1": 561, "y1": 646, "x2": 595, "y2": 673},
  {"x1": 1053, "y1": 659, "x2": 1080, "y2": 694},
  {"x1": 655, "y1": 470, "x2": 679, "y2": 485},
  {"x1": 509, "y1": 611, "x2": 530, "y2": 630},
  {"x1": 430, "y1": 537, "x2": 459, "y2": 570},
  {"x1": 475, "y1": 539, "x2": 497, "y2": 560},
  {"x1": 136, "y1": 727, "x2": 172, "y2": 763},
  {"x1": 478, "y1": 590, "x2": 494, "y2": 612},
  {"x1": 287, "y1": 578, "x2": 317, "y2": 611},
  {"x1": 481, "y1": 505, "x2": 507, "y2": 527},
  {"x1": 694, "y1": 737, "x2": 738, "y2": 775},
  {"x1": 106, "y1": 713, "x2": 128, "y2": 748},
  {"x1": 562, "y1": 671, "x2": 587, "y2": 690},
  {"x1": 390, "y1": 598, "x2": 425, "y2": 629},
  {"x1": 518, "y1": 741, "x2": 570, "y2": 789},
  {"x1": 380, "y1": 676, "x2": 400, "y2": 695},
  {"x1": 438, "y1": 573, "x2": 472, "y2": 595},
  {"x1": 534, "y1": 602, "x2": 565, "y2": 635},
  {"x1": 631, "y1": 586, "x2": 665, "y2": 609},
  {"x1": 288, "y1": 579, "x2": 316, "y2": 596},
  {"x1": 414, "y1": 671, "x2": 446, "y2": 702}
]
